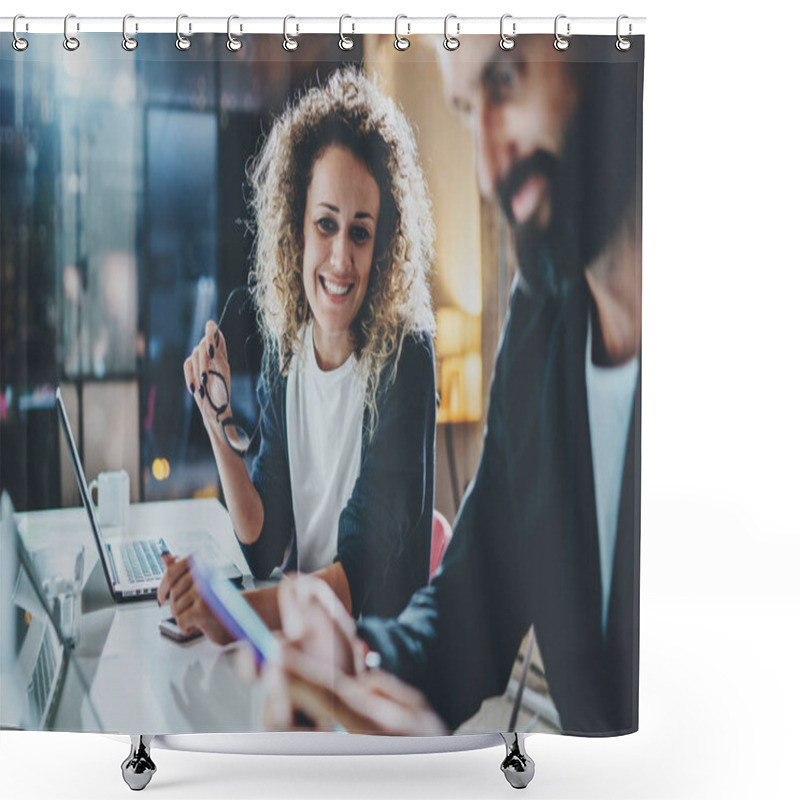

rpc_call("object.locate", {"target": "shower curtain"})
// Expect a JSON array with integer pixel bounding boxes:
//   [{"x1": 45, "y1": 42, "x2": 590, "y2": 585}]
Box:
[{"x1": 0, "y1": 27, "x2": 644, "y2": 741}]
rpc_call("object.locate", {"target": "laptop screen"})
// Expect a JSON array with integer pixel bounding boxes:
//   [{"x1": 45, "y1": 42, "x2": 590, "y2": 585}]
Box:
[
  {"x1": 55, "y1": 388, "x2": 104, "y2": 544},
  {"x1": 0, "y1": 491, "x2": 101, "y2": 731},
  {"x1": 55, "y1": 387, "x2": 119, "y2": 598}
]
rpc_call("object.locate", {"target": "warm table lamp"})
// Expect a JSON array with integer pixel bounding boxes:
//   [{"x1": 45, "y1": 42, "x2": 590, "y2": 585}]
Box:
[{"x1": 435, "y1": 306, "x2": 481, "y2": 424}]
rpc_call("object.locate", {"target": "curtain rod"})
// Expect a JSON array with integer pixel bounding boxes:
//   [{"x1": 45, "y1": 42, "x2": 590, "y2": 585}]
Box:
[{"x1": 0, "y1": 16, "x2": 646, "y2": 37}]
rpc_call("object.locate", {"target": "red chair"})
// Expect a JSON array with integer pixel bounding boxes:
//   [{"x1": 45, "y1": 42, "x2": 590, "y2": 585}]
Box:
[{"x1": 429, "y1": 510, "x2": 453, "y2": 583}]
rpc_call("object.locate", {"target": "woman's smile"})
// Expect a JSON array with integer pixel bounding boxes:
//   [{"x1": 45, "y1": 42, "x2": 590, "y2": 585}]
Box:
[{"x1": 319, "y1": 274, "x2": 355, "y2": 299}]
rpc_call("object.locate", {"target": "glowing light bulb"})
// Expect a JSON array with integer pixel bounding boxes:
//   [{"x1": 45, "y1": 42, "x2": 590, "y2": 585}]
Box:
[{"x1": 152, "y1": 458, "x2": 170, "y2": 481}]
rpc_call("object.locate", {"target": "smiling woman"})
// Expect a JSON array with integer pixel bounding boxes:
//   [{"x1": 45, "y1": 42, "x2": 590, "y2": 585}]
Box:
[
  {"x1": 250, "y1": 67, "x2": 435, "y2": 427},
  {"x1": 161, "y1": 66, "x2": 438, "y2": 644},
  {"x1": 302, "y1": 145, "x2": 380, "y2": 371}
]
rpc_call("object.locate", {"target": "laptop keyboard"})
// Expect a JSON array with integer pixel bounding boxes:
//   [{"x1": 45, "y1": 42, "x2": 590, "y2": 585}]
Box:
[{"x1": 121, "y1": 539, "x2": 167, "y2": 584}]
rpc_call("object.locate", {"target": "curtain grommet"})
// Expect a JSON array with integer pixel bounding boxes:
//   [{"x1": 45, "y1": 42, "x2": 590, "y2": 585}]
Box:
[
  {"x1": 283, "y1": 16, "x2": 299, "y2": 52},
  {"x1": 227, "y1": 15, "x2": 243, "y2": 52},
  {"x1": 122, "y1": 14, "x2": 138, "y2": 51},
  {"x1": 63, "y1": 13, "x2": 80, "y2": 51},
  {"x1": 394, "y1": 15, "x2": 410, "y2": 51},
  {"x1": 339, "y1": 14, "x2": 355, "y2": 51},
  {"x1": 12, "y1": 15, "x2": 29, "y2": 51},
  {"x1": 443, "y1": 14, "x2": 460, "y2": 51},
  {"x1": 616, "y1": 15, "x2": 632, "y2": 51},
  {"x1": 176, "y1": 14, "x2": 191, "y2": 51},
  {"x1": 554, "y1": 14, "x2": 570, "y2": 51},
  {"x1": 499, "y1": 14, "x2": 516, "y2": 51}
]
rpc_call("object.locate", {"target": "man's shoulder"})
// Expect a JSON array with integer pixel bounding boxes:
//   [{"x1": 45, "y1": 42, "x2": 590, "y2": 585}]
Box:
[
  {"x1": 496, "y1": 276, "x2": 557, "y2": 368},
  {"x1": 490, "y1": 275, "x2": 589, "y2": 426},
  {"x1": 501, "y1": 274, "x2": 588, "y2": 354}
]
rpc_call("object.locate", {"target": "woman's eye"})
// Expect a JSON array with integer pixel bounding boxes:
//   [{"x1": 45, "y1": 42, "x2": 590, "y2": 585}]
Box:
[
  {"x1": 350, "y1": 226, "x2": 371, "y2": 245},
  {"x1": 317, "y1": 217, "x2": 337, "y2": 234}
]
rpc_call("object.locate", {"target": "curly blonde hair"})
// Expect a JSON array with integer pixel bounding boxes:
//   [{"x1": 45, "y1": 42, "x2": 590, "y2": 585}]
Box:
[{"x1": 247, "y1": 66, "x2": 435, "y2": 433}]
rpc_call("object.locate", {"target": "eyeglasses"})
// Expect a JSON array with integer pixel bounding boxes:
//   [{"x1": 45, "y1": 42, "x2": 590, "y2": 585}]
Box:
[{"x1": 204, "y1": 286, "x2": 263, "y2": 458}]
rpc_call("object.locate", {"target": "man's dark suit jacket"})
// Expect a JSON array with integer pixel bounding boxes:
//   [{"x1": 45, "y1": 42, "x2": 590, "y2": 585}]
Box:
[{"x1": 358, "y1": 275, "x2": 641, "y2": 735}]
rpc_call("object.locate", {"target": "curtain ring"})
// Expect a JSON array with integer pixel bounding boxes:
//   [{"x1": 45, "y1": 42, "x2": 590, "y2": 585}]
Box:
[
  {"x1": 176, "y1": 14, "x2": 191, "y2": 50},
  {"x1": 63, "y1": 13, "x2": 80, "y2": 51},
  {"x1": 339, "y1": 15, "x2": 355, "y2": 51},
  {"x1": 12, "y1": 15, "x2": 29, "y2": 52},
  {"x1": 122, "y1": 14, "x2": 138, "y2": 51},
  {"x1": 443, "y1": 14, "x2": 460, "y2": 51},
  {"x1": 553, "y1": 14, "x2": 570, "y2": 51},
  {"x1": 499, "y1": 14, "x2": 516, "y2": 51},
  {"x1": 283, "y1": 15, "x2": 298, "y2": 51},
  {"x1": 394, "y1": 15, "x2": 410, "y2": 51},
  {"x1": 227, "y1": 15, "x2": 242, "y2": 51},
  {"x1": 616, "y1": 15, "x2": 632, "y2": 51}
]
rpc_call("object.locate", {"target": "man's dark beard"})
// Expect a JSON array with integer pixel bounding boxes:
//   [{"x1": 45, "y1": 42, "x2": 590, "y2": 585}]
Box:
[
  {"x1": 497, "y1": 148, "x2": 582, "y2": 298},
  {"x1": 500, "y1": 64, "x2": 639, "y2": 298}
]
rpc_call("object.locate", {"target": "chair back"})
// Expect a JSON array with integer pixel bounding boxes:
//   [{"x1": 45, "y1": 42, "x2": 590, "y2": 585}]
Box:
[{"x1": 429, "y1": 510, "x2": 453, "y2": 583}]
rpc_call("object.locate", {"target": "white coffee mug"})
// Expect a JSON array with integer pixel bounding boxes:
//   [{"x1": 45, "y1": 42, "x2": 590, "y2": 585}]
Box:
[{"x1": 89, "y1": 470, "x2": 130, "y2": 529}]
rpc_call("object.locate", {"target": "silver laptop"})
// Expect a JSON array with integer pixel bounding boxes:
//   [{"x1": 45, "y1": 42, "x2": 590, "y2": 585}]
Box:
[
  {"x1": 56, "y1": 386, "x2": 242, "y2": 602},
  {"x1": 0, "y1": 492, "x2": 102, "y2": 731}
]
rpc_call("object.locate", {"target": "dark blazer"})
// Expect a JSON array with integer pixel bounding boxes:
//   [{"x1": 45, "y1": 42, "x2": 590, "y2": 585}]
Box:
[
  {"x1": 240, "y1": 330, "x2": 436, "y2": 621},
  {"x1": 359, "y1": 277, "x2": 641, "y2": 735}
]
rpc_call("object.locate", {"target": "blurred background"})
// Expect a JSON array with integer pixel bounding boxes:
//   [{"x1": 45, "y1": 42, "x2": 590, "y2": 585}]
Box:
[{"x1": 0, "y1": 33, "x2": 515, "y2": 525}]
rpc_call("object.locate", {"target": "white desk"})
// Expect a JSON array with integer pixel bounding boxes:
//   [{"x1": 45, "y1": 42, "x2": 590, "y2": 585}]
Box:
[{"x1": 16, "y1": 499, "x2": 266, "y2": 735}]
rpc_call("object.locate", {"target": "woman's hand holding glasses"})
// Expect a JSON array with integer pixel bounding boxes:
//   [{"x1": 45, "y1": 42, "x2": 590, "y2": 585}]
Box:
[
  {"x1": 183, "y1": 286, "x2": 262, "y2": 458},
  {"x1": 184, "y1": 320, "x2": 233, "y2": 446}
]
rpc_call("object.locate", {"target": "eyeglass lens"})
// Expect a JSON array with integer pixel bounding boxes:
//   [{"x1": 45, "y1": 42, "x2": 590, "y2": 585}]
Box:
[{"x1": 212, "y1": 286, "x2": 261, "y2": 456}]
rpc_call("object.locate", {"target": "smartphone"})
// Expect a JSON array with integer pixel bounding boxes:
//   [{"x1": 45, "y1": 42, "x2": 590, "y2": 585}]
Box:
[
  {"x1": 158, "y1": 616, "x2": 203, "y2": 643},
  {"x1": 188, "y1": 554, "x2": 278, "y2": 668}
]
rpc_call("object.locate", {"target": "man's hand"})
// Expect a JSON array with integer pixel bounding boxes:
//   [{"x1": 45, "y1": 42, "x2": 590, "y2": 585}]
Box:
[
  {"x1": 157, "y1": 553, "x2": 234, "y2": 645},
  {"x1": 276, "y1": 574, "x2": 363, "y2": 675},
  {"x1": 262, "y1": 645, "x2": 446, "y2": 735},
  {"x1": 259, "y1": 575, "x2": 447, "y2": 735}
]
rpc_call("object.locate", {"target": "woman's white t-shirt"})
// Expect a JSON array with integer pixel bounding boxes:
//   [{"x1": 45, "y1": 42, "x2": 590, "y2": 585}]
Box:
[{"x1": 285, "y1": 323, "x2": 365, "y2": 573}]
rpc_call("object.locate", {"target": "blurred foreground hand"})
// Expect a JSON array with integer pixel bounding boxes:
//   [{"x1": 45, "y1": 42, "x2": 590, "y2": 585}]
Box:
[{"x1": 257, "y1": 575, "x2": 447, "y2": 736}]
